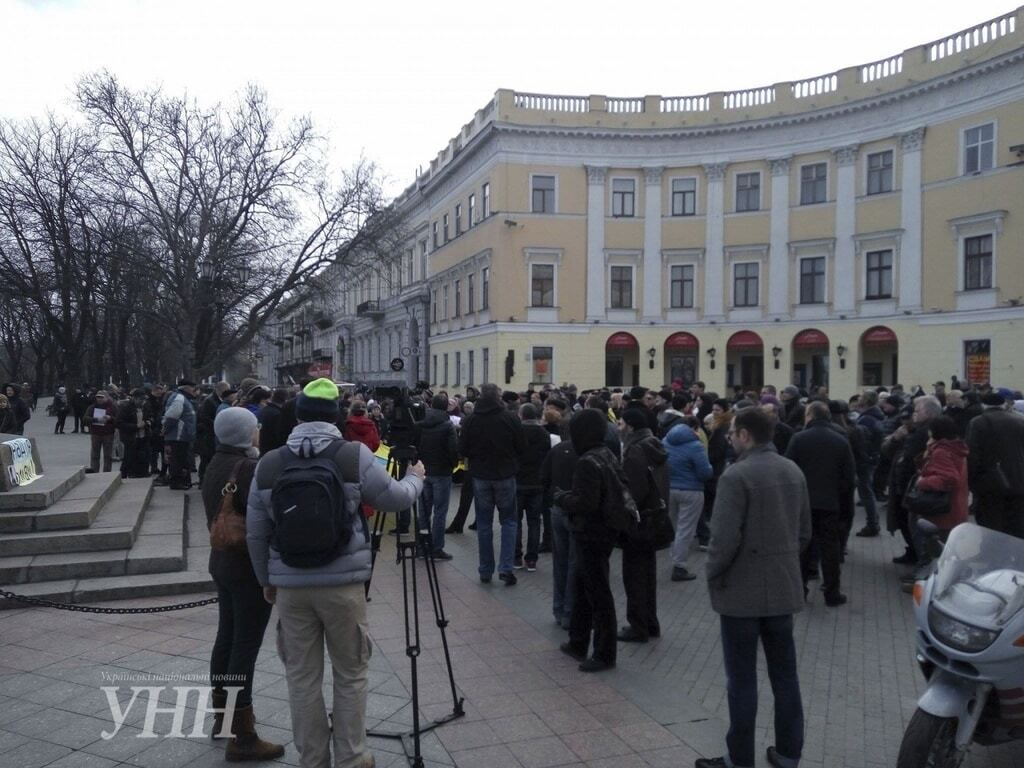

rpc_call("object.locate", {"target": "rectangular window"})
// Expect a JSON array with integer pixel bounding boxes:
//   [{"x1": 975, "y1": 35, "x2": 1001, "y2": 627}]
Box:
[
  {"x1": 443, "y1": 353, "x2": 449, "y2": 386},
  {"x1": 431, "y1": 289, "x2": 438, "y2": 323},
  {"x1": 799, "y1": 257, "x2": 826, "y2": 304},
  {"x1": 531, "y1": 175, "x2": 556, "y2": 213},
  {"x1": 735, "y1": 172, "x2": 760, "y2": 212},
  {"x1": 865, "y1": 249, "x2": 893, "y2": 299},
  {"x1": 455, "y1": 351, "x2": 461, "y2": 386},
  {"x1": 432, "y1": 222, "x2": 439, "y2": 248},
  {"x1": 733, "y1": 262, "x2": 759, "y2": 307},
  {"x1": 531, "y1": 264, "x2": 555, "y2": 307},
  {"x1": 442, "y1": 284, "x2": 449, "y2": 318},
  {"x1": 468, "y1": 193, "x2": 476, "y2": 227},
  {"x1": 419, "y1": 240, "x2": 427, "y2": 277},
  {"x1": 800, "y1": 163, "x2": 827, "y2": 205},
  {"x1": 467, "y1": 273, "x2": 475, "y2": 313},
  {"x1": 532, "y1": 346, "x2": 553, "y2": 384},
  {"x1": 454, "y1": 203, "x2": 463, "y2": 235},
  {"x1": 432, "y1": 354, "x2": 437, "y2": 385},
  {"x1": 482, "y1": 347, "x2": 489, "y2": 384},
  {"x1": 611, "y1": 178, "x2": 635, "y2": 217},
  {"x1": 481, "y1": 267, "x2": 490, "y2": 309},
  {"x1": 866, "y1": 150, "x2": 893, "y2": 195},
  {"x1": 442, "y1": 213, "x2": 450, "y2": 242},
  {"x1": 610, "y1": 265, "x2": 633, "y2": 309},
  {"x1": 482, "y1": 183, "x2": 491, "y2": 218},
  {"x1": 454, "y1": 279, "x2": 461, "y2": 317},
  {"x1": 964, "y1": 123, "x2": 995, "y2": 174},
  {"x1": 670, "y1": 264, "x2": 695, "y2": 308},
  {"x1": 406, "y1": 249, "x2": 414, "y2": 285},
  {"x1": 964, "y1": 234, "x2": 993, "y2": 290},
  {"x1": 468, "y1": 350, "x2": 475, "y2": 386},
  {"x1": 671, "y1": 177, "x2": 696, "y2": 216}
]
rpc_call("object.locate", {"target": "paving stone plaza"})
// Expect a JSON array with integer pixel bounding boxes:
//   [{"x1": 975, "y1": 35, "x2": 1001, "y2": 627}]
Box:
[{"x1": 1, "y1": 414, "x2": 1022, "y2": 768}]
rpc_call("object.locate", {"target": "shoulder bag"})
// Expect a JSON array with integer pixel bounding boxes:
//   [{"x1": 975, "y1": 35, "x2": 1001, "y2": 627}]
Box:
[{"x1": 210, "y1": 459, "x2": 249, "y2": 551}]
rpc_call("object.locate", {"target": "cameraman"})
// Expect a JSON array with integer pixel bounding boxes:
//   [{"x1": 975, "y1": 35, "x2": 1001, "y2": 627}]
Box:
[{"x1": 414, "y1": 395, "x2": 459, "y2": 559}]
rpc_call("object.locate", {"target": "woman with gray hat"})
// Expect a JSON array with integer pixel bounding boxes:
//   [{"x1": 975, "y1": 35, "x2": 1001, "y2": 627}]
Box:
[{"x1": 202, "y1": 407, "x2": 284, "y2": 762}]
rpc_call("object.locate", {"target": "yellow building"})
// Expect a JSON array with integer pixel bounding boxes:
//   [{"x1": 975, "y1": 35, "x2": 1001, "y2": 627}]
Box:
[{"x1": 389, "y1": 8, "x2": 1024, "y2": 396}]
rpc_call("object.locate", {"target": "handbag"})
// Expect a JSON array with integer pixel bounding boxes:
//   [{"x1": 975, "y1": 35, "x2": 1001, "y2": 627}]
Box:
[
  {"x1": 210, "y1": 460, "x2": 248, "y2": 551},
  {"x1": 903, "y1": 472, "x2": 951, "y2": 519},
  {"x1": 626, "y1": 466, "x2": 675, "y2": 551}
]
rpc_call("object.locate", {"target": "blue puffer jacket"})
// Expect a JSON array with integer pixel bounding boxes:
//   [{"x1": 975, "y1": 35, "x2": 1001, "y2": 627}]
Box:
[{"x1": 664, "y1": 424, "x2": 714, "y2": 491}]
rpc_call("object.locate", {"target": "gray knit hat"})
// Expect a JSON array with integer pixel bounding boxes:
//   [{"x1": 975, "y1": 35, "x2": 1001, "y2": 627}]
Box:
[{"x1": 214, "y1": 407, "x2": 258, "y2": 449}]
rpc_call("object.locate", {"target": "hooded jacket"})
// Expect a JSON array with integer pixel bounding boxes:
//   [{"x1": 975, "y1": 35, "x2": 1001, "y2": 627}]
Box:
[
  {"x1": 246, "y1": 421, "x2": 423, "y2": 588},
  {"x1": 621, "y1": 428, "x2": 669, "y2": 511},
  {"x1": 915, "y1": 438, "x2": 970, "y2": 531},
  {"x1": 414, "y1": 408, "x2": 458, "y2": 476},
  {"x1": 517, "y1": 421, "x2": 552, "y2": 490},
  {"x1": 664, "y1": 424, "x2": 714, "y2": 492},
  {"x1": 556, "y1": 410, "x2": 623, "y2": 543},
  {"x1": 2, "y1": 384, "x2": 30, "y2": 433},
  {"x1": 343, "y1": 414, "x2": 381, "y2": 453},
  {"x1": 458, "y1": 396, "x2": 525, "y2": 480}
]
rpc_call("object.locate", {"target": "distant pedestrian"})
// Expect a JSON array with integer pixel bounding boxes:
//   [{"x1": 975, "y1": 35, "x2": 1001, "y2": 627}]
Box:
[
  {"x1": 2, "y1": 383, "x2": 31, "y2": 435},
  {"x1": 0, "y1": 394, "x2": 17, "y2": 434},
  {"x1": 53, "y1": 386, "x2": 69, "y2": 433},
  {"x1": 161, "y1": 379, "x2": 198, "y2": 490},
  {"x1": 72, "y1": 386, "x2": 90, "y2": 433},
  {"x1": 86, "y1": 391, "x2": 117, "y2": 473}
]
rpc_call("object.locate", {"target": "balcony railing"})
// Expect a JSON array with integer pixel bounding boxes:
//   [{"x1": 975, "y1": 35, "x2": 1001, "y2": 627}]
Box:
[{"x1": 356, "y1": 300, "x2": 384, "y2": 318}]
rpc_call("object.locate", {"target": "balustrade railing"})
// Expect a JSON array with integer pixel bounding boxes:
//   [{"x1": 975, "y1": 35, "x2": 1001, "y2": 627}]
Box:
[
  {"x1": 607, "y1": 96, "x2": 644, "y2": 113},
  {"x1": 928, "y1": 11, "x2": 1017, "y2": 62},
  {"x1": 512, "y1": 92, "x2": 589, "y2": 112},
  {"x1": 792, "y1": 72, "x2": 839, "y2": 99},
  {"x1": 724, "y1": 86, "x2": 776, "y2": 110},
  {"x1": 860, "y1": 54, "x2": 904, "y2": 83},
  {"x1": 660, "y1": 95, "x2": 711, "y2": 113}
]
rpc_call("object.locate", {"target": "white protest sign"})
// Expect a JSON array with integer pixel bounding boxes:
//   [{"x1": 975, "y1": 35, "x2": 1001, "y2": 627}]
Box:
[{"x1": 4, "y1": 438, "x2": 39, "y2": 487}]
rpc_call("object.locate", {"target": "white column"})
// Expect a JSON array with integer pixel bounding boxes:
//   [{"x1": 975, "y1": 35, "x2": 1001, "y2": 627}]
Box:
[
  {"x1": 833, "y1": 145, "x2": 859, "y2": 313},
  {"x1": 642, "y1": 166, "x2": 664, "y2": 321},
  {"x1": 768, "y1": 157, "x2": 791, "y2": 318},
  {"x1": 585, "y1": 165, "x2": 607, "y2": 320},
  {"x1": 899, "y1": 128, "x2": 925, "y2": 311},
  {"x1": 703, "y1": 162, "x2": 728, "y2": 321}
]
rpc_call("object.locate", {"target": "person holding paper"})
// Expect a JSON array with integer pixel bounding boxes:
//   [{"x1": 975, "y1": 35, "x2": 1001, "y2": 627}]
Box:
[{"x1": 87, "y1": 391, "x2": 117, "y2": 473}]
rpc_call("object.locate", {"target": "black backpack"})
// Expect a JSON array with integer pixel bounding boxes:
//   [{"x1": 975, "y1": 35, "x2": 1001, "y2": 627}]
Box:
[
  {"x1": 270, "y1": 439, "x2": 361, "y2": 568},
  {"x1": 601, "y1": 454, "x2": 640, "y2": 535}
]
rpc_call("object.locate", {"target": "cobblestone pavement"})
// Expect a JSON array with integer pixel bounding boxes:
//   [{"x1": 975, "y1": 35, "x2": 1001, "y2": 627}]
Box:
[{"x1": 2, "y1": 413, "x2": 1023, "y2": 767}]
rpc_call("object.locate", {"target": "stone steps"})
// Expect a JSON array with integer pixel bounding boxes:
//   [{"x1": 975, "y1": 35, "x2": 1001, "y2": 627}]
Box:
[
  {"x1": 0, "y1": 476, "x2": 153, "y2": 559},
  {"x1": 0, "y1": 466, "x2": 84, "y2": 510},
  {"x1": 0, "y1": 472, "x2": 122, "y2": 533}
]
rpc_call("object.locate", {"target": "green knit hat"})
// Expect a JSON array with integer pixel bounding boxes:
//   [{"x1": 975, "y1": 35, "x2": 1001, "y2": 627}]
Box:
[{"x1": 295, "y1": 378, "x2": 339, "y2": 422}]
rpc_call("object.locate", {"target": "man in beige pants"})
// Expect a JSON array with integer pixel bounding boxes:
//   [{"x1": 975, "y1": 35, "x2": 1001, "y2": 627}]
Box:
[{"x1": 247, "y1": 379, "x2": 424, "y2": 768}]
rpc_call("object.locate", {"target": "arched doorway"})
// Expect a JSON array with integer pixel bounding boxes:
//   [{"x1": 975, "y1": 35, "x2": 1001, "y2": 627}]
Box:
[
  {"x1": 664, "y1": 332, "x2": 699, "y2": 388},
  {"x1": 606, "y1": 332, "x2": 639, "y2": 388},
  {"x1": 792, "y1": 329, "x2": 830, "y2": 391},
  {"x1": 860, "y1": 326, "x2": 898, "y2": 386},
  {"x1": 727, "y1": 331, "x2": 764, "y2": 391}
]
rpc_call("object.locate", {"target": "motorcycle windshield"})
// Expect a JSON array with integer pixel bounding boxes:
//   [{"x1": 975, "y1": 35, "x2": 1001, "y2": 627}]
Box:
[{"x1": 931, "y1": 522, "x2": 1024, "y2": 630}]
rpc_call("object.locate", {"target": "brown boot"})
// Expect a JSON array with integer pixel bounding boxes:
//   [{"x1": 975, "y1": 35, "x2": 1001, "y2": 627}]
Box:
[
  {"x1": 224, "y1": 705, "x2": 285, "y2": 762},
  {"x1": 210, "y1": 690, "x2": 229, "y2": 739}
]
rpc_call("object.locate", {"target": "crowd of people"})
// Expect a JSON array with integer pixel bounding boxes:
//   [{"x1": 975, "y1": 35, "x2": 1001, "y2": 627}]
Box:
[{"x1": 7, "y1": 370, "x2": 1024, "y2": 768}]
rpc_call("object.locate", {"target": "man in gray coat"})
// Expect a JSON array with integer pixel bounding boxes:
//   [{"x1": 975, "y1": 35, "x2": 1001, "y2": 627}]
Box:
[
  {"x1": 698, "y1": 408, "x2": 811, "y2": 768},
  {"x1": 247, "y1": 378, "x2": 424, "y2": 768}
]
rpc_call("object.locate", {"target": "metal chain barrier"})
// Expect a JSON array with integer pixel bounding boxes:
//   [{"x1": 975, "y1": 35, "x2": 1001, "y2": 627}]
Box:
[{"x1": 0, "y1": 589, "x2": 218, "y2": 614}]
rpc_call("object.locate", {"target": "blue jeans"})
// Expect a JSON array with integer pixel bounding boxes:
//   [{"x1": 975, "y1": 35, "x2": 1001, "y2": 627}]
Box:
[
  {"x1": 857, "y1": 462, "x2": 879, "y2": 529},
  {"x1": 419, "y1": 475, "x2": 451, "y2": 552},
  {"x1": 720, "y1": 615, "x2": 804, "y2": 768},
  {"x1": 514, "y1": 488, "x2": 544, "y2": 563},
  {"x1": 550, "y1": 505, "x2": 577, "y2": 625},
  {"x1": 473, "y1": 477, "x2": 518, "y2": 576}
]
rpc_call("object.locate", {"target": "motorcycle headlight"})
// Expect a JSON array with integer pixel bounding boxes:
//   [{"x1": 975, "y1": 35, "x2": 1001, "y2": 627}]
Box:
[{"x1": 928, "y1": 605, "x2": 1000, "y2": 653}]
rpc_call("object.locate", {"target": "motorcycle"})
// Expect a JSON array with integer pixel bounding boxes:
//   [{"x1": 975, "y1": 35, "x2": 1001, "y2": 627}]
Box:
[{"x1": 898, "y1": 521, "x2": 1024, "y2": 767}]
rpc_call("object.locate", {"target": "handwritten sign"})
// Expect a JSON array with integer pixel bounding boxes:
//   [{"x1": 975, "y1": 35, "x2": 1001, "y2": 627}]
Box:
[{"x1": 4, "y1": 438, "x2": 39, "y2": 487}]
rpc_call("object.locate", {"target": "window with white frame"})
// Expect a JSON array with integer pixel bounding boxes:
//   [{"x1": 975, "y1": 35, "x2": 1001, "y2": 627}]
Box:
[
  {"x1": 432, "y1": 222, "x2": 439, "y2": 248},
  {"x1": 964, "y1": 234, "x2": 993, "y2": 290},
  {"x1": 432, "y1": 354, "x2": 437, "y2": 384},
  {"x1": 468, "y1": 350, "x2": 475, "y2": 386},
  {"x1": 442, "y1": 284, "x2": 449, "y2": 319},
  {"x1": 611, "y1": 179, "x2": 635, "y2": 217},
  {"x1": 733, "y1": 262, "x2": 759, "y2": 307},
  {"x1": 467, "y1": 273, "x2": 475, "y2": 313},
  {"x1": 531, "y1": 175, "x2": 556, "y2": 213},
  {"x1": 670, "y1": 264, "x2": 695, "y2": 308},
  {"x1": 800, "y1": 163, "x2": 827, "y2": 205},
  {"x1": 799, "y1": 257, "x2": 826, "y2": 304},
  {"x1": 431, "y1": 289, "x2": 438, "y2": 323},
  {"x1": 609, "y1": 265, "x2": 633, "y2": 308},
  {"x1": 531, "y1": 264, "x2": 555, "y2": 307},
  {"x1": 468, "y1": 193, "x2": 476, "y2": 227},
  {"x1": 443, "y1": 353, "x2": 449, "y2": 386},
  {"x1": 735, "y1": 172, "x2": 760, "y2": 212},
  {"x1": 482, "y1": 347, "x2": 489, "y2": 383},
  {"x1": 419, "y1": 240, "x2": 427, "y2": 277},
  {"x1": 406, "y1": 249, "x2": 414, "y2": 285},
  {"x1": 455, "y1": 351, "x2": 462, "y2": 386},
  {"x1": 442, "y1": 213, "x2": 450, "y2": 242},
  {"x1": 455, "y1": 203, "x2": 463, "y2": 235},
  {"x1": 964, "y1": 124, "x2": 995, "y2": 174},
  {"x1": 671, "y1": 178, "x2": 696, "y2": 216},
  {"x1": 482, "y1": 183, "x2": 491, "y2": 218},
  {"x1": 481, "y1": 267, "x2": 490, "y2": 309},
  {"x1": 865, "y1": 250, "x2": 893, "y2": 299},
  {"x1": 532, "y1": 346, "x2": 553, "y2": 384},
  {"x1": 454, "y1": 279, "x2": 461, "y2": 317},
  {"x1": 866, "y1": 151, "x2": 893, "y2": 195}
]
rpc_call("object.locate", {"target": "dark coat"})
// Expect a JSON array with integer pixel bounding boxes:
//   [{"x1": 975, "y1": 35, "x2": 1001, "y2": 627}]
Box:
[
  {"x1": 967, "y1": 408, "x2": 1024, "y2": 497},
  {"x1": 556, "y1": 445, "x2": 621, "y2": 544},
  {"x1": 86, "y1": 400, "x2": 117, "y2": 436},
  {"x1": 458, "y1": 397, "x2": 525, "y2": 480},
  {"x1": 195, "y1": 393, "x2": 222, "y2": 453},
  {"x1": 785, "y1": 419, "x2": 856, "y2": 513},
  {"x1": 541, "y1": 440, "x2": 578, "y2": 506},
  {"x1": 0, "y1": 406, "x2": 16, "y2": 434},
  {"x1": 257, "y1": 401, "x2": 287, "y2": 455},
  {"x1": 2, "y1": 384, "x2": 31, "y2": 432},
  {"x1": 517, "y1": 422, "x2": 552, "y2": 490},
  {"x1": 623, "y1": 401, "x2": 658, "y2": 433},
  {"x1": 414, "y1": 408, "x2": 458, "y2": 476},
  {"x1": 115, "y1": 400, "x2": 153, "y2": 440},
  {"x1": 72, "y1": 390, "x2": 91, "y2": 417},
  {"x1": 772, "y1": 420, "x2": 795, "y2": 455},
  {"x1": 202, "y1": 445, "x2": 259, "y2": 585},
  {"x1": 782, "y1": 398, "x2": 805, "y2": 430},
  {"x1": 621, "y1": 428, "x2": 669, "y2": 511}
]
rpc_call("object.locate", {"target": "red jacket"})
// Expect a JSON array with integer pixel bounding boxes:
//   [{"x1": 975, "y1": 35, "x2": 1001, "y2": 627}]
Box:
[
  {"x1": 916, "y1": 438, "x2": 969, "y2": 531},
  {"x1": 343, "y1": 416, "x2": 380, "y2": 452}
]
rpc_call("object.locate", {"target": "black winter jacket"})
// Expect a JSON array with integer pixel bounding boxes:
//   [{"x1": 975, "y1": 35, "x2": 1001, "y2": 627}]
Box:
[
  {"x1": 258, "y1": 402, "x2": 288, "y2": 456},
  {"x1": 541, "y1": 441, "x2": 578, "y2": 507},
  {"x1": 556, "y1": 445, "x2": 622, "y2": 544},
  {"x1": 517, "y1": 422, "x2": 552, "y2": 490},
  {"x1": 967, "y1": 408, "x2": 1024, "y2": 496},
  {"x1": 202, "y1": 445, "x2": 259, "y2": 585},
  {"x1": 621, "y1": 428, "x2": 669, "y2": 512},
  {"x1": 458, "y1": 397, "x2": 525, "y2": 480},
  {"x1": 785, "y1": 419, "x2": 856, "y2": 513},
  {"x1": 415, "y1": 408, "x2": 459, "y2": 476}
]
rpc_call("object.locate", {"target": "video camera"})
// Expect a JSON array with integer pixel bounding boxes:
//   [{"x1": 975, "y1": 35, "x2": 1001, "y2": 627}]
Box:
[{"x1": 373, "y1": 384, "x2": 426, "y2": 463}]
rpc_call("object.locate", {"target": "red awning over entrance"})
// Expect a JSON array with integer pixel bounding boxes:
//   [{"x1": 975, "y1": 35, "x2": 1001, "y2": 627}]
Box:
[
  {"x1": 727, "y1": 331, "x2": 763, "y2": 350},
  {"x1": 793, "y1": 329, "x2": 829, "y2": 349},
  {"x1": 665, "y1": 332, "x2": 699, "y2": 349},
  {"x1": 862, "y1": 326, "x2": 898, "y2": 346},
  {"x1": 606, "y1": 332, "x2": 639, "y2": 349}
]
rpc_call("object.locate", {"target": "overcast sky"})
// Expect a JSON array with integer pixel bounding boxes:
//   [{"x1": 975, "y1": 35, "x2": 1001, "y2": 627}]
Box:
[{"x1": 1, "y1": 0, "x2": 1016, "y2": 196}]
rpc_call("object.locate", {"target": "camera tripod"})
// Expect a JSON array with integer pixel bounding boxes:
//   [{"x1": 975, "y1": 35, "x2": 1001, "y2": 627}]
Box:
[{"x1": 366, "y1": 446, "x2": 465, "y2": 768}]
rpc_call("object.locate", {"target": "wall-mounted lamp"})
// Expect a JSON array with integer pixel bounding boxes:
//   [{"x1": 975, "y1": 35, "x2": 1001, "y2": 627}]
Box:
[
  {"x1": 771, "y1": 345, "x2": 783, "y2": 370},
  {"x1": 647, "y1": 347, "x2": 657, "y2": 370},
  {"x1": 836, "y1": 344, "x2": 847, "y2": 370},
  {"x1": 707, "y1": 346, "x2": 717, "y2": 370}
]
